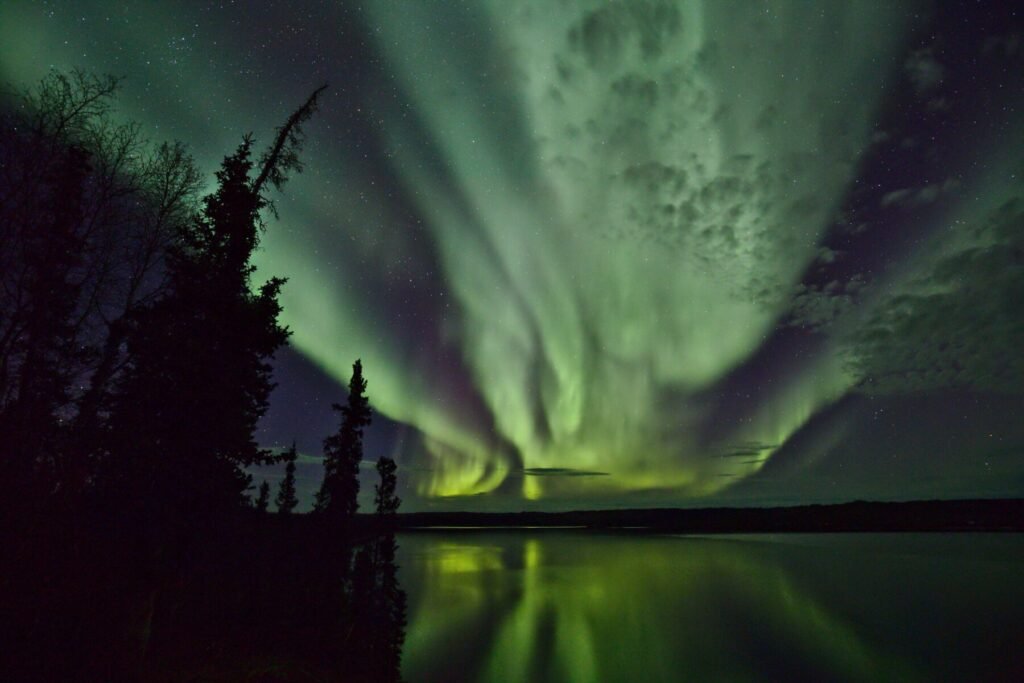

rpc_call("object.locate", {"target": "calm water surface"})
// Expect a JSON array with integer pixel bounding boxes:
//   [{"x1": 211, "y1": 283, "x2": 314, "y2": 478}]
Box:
[{"x1": 397, "y1": 532, "x2": 1024, "y2": 682}]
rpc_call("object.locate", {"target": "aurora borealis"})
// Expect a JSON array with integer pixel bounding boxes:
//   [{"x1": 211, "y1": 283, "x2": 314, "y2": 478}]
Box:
[{"x1": 4, "y1": 1, "x2": 1021, "y2": 510}]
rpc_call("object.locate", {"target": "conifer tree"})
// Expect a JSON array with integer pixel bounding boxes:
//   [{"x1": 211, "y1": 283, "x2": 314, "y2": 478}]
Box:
[
  {"x1": 314, "y1": 359, "x2": 371, "y2": 520},
  {"x1": 275, "y1": 442, "x2": 299, "y2": 514},
  {"x1": 374, "y1": 457, "x2": 400, "y2": 518},
  {"x1": 104, "y1": 86, "x2": 326, "y2": 523},
  {"x1": 254, "y1": 480, "x2": 270, "y2": 513}
]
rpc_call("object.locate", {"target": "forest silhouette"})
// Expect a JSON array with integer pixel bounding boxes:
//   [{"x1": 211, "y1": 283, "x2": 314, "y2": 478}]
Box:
[{"x1": 0, "y1": 71, "x2": 405, "y2": 682}]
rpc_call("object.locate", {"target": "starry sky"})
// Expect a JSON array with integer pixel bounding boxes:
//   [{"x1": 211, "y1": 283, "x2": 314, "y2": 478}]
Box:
[{"x1": 3, "y1": 1, "x2": 1021, "y2": 511}]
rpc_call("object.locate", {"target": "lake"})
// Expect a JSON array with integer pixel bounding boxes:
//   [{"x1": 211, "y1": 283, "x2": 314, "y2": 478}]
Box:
[{"x1": 397, "y1": 532, "x2": 1024, "y2": 682}]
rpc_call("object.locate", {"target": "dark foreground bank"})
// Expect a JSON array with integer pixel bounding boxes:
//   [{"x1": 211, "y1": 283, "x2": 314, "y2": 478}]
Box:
[
  {"x1": 1, "y1": 509, "x2": 404, "y2": 682},
  {"x1": 396, "y1": 498, "x2": 1024, "y2": 532}
]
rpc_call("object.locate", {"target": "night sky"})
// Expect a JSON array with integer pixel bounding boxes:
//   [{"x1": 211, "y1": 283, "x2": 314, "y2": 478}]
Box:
[{"x1": 4, "y1": 1, "x2": 1021, "y2": 511}]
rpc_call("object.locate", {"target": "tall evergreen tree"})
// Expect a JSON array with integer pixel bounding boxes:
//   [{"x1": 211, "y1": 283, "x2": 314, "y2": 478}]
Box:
[
  {"x1": 275, "y1": 442, "x2": 299, "y2": 514},
  {"x1": 104, "y1": 86, "x2": 326, "y2": 524},
  {"x1": 374, "y1": 457, "x2": 400, "y2": 518},
  {"x1": 254, "y1": 480, "x2": 270, "y2": 513},
  {"x1": 314, "y1": 359, "x2": 371, "y2": 520}
]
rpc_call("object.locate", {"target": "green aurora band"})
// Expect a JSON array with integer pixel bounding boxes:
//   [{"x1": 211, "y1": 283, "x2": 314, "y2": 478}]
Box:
[{"x1": 323, "y1": 0, "x2": 909, "y2": 499}]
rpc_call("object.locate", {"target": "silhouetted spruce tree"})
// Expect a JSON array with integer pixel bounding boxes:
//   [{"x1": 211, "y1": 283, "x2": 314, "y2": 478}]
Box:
[
  {"x1": 254, "y1": 480, "x2": 270, "y2": 513},
  {"x1": 374, "y1": 457, "x2": 401, "y2": 518},
  {"x1": 103, "y1": 86, "x2": 326, "y2": 526},
  {"x1": 275, "y1": 442, "x2": 299, "y2": 514},
  {"x1": 314, "y1": 359, "x2": 371, "y2": 521}
]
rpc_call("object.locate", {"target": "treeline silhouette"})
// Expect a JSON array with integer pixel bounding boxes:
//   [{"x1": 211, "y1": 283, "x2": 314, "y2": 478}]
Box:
[
  {"x1": 0, "y1": 71, "x2": 404, "y2": 682},
  {"x1": 397, "y1": 498, "x2": 1024, "y2": 533}
]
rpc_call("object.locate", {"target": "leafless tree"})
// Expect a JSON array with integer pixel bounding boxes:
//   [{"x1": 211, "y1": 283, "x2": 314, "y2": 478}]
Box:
[{"x1": 0, "y1": 70, "x2": 201, "y2": 493}]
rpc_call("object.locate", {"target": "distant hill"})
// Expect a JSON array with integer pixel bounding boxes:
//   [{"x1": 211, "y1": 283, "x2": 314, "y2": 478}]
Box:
[{"x1": 393, "y1": 499, "x2": 1024, "y2": 533}]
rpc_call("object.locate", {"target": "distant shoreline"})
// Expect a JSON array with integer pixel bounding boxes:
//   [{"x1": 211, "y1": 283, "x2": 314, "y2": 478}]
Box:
[{"x1": 392, "y1": 499, "x2": 1024, "y2": 533}]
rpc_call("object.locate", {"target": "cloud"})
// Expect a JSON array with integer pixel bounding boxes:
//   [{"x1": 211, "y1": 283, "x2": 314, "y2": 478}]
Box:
[
  {"x1": 982, "y1": 33, "x2": 1021, "y2": 58},
  {"x1": 785, "y1": 276, "x2": 867, "y2": 331},
  {"x1": 880, "y1": 179, "x2": 961, "y2": 208},
  {"x1": 879, "y1": 188, "x2": 913, "y2": 207},
  {"x1": 567, "y1": 1, "x2": 683, "y2": 69},
  {"x1": 717, "y1": 442, "x2": 778, "y2": 459},
  {"x1": 816, "y1": 247, "x2": 840, "y2": 264},
  {"x1": 518, "y1": 467, "x2": 611, "y2": 477},
  {"x1": 904, "y1": 47, "x2": 944, "y2": 93},
  {"x1": 850, "y1": 192, "x2": 1024, "y2": 393}
]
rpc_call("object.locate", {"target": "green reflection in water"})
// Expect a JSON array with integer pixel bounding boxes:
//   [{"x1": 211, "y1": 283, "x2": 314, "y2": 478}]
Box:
[{"x1": 398, "y1": 533, "x2": 1024, "y2": 682}]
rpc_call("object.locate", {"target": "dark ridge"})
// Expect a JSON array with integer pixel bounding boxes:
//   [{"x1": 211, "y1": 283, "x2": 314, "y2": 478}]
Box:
[{"x1": 393, "y1": 498, "x2": 1024, "y2": 533}]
